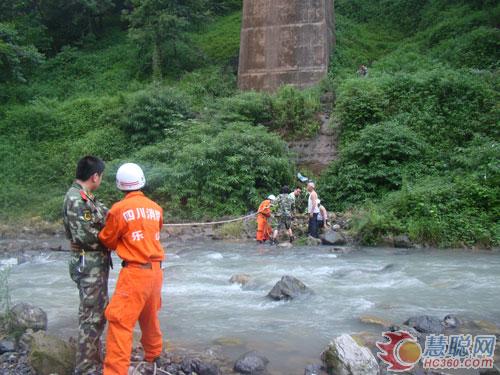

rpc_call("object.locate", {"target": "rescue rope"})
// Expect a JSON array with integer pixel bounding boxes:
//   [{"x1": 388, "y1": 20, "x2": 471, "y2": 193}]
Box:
[{"x1": 163, "y1": 212, "x2": 256, "y2": 227}]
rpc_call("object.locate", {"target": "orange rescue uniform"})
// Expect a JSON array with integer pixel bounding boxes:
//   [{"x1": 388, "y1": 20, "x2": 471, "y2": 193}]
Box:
[
  {"x1": 98, "y1": 191, "x2": 165, "y2": 375},
  {"x1": 256, "y1": 199, "x2": 272, "y2": 242}
]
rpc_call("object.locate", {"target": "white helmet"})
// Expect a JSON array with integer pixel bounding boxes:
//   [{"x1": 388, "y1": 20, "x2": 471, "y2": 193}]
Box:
[
  {"x1": 116, "y1": 163, "x2": 146, "y2": 191},
  {"x1": 267, "y1": 194, "x2": 276, "y2": 201}
]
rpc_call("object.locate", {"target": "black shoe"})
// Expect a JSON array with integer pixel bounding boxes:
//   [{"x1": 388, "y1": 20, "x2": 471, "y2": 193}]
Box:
[{"x1": 290, "y1": 235, "x2": 295, "y2": 243}]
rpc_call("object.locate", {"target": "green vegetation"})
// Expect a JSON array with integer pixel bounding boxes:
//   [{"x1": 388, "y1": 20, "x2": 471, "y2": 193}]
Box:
[
  {"x1": 319, "y1": 0, "x2": 499, "y2": 247},
  {"x1": 0, "y1": 0, "x2": 498, "y2": 247}
]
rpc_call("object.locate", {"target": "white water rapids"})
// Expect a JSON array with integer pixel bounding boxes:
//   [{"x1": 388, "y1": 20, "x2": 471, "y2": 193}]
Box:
[{"x1": 3, "y1": 243, "x2": 500, "y2": 374}]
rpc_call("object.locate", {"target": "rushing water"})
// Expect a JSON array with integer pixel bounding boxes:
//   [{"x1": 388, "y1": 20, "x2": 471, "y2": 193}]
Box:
[{"x1": 3, "y1": 242, "x2": 500, "y2": 374}]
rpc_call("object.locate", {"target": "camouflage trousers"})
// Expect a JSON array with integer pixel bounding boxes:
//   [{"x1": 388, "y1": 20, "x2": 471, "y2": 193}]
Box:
[{"x1": 69, "y1": 251, "x2": 110, "y2": 375}]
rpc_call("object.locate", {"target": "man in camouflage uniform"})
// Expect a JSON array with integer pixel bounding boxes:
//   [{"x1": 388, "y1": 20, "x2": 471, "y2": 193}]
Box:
[
  {"x1": 63, "y1": 156, "x2": 111, "y2": 375},
  {"x1": 271, "y1": 185, "x2": 296, "y2": 244}
]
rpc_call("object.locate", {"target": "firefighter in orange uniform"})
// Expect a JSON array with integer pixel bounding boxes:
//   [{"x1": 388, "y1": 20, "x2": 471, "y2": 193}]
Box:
[
  {"x1": 99, "y1": 163, "x2": 165, "y2": 375},
  {"x1": 256, "y1": 195, "x2": 275, "y2": 243}
]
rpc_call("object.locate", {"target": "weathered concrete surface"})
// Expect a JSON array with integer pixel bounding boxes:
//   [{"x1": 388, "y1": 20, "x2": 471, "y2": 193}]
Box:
[{"x1": 238, "y1": 0, "x2": 335, "y2": 92}]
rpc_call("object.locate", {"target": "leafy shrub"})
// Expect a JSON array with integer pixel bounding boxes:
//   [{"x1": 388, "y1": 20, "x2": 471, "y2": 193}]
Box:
[
  {"x1": 119, "y1": 87, "x2": 193, "y2": 146},
  {"x1": 213, "y1": 91, "x2": 273, "y2": 125},
  {"x1": 319, "y1": 120, "x2": 430, "y2": 210},
  {"x1": 178, "y1": 66, "x2": 236, "y2": 107},
  {"x1": 270, "y1": 86, "x2": 321, "y2": 138},
  {"x1": 352, "y1": 175, "x2": 499, "y2": 247},
  {"x1": 432, "y1": 27, "x2": 500, "y2": 69},
  {"x1": 336, "y1": 78, "x2": 385, "y2": 138},
  {"x1": 133, "y1": 121, "x2": 294, "y2": 219},
  {"x1": 211, "y1": 86, "x2": 321, "y2": 139},
  {"x1": 336, "y1": 69, "x2": 497, "y2": 148}
]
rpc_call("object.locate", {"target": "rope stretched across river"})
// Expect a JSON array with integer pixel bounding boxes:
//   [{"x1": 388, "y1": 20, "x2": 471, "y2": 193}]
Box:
[{"x1": 163, "y1": 212, "x2": 257, "y2": 227}]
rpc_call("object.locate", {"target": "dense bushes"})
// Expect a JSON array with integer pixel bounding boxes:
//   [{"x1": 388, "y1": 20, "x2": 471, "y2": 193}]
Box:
[
  {"x1": 319, "y1": 121, "x2": 430, "y2": 209},
  {"x1": 322, "y1": 0, "x2": 499, "y2": 247},
  {"x1": 118, "y1": 87, "x2": 193, "y2": 146},
  {"x1": 352, "y1": 175, "x2": 499, "y2": 247},
  {"x1": 212, "y1": 86, "x2": 321, "y2": 139},
  {"x1": 336, "y1": 69, "x2": 497, "y2": 147},
  {"x1": 126, "y1": 121, "x2": 294, "y2": 219}
]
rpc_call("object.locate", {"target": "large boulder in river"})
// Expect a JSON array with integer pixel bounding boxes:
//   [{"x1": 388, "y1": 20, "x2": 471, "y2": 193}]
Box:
[
  {"x1": 404, "y1": 315, "x2": 444, "y2": 334},
  {"x1": 320, "y1": 229, "x2": 347, "y2": 246},
  {"x1": 234, "y1": 351, "x2": 269, "y2": 374},
  {"x1": 28, "y1": 330, "x2": 75, "y2": 375},
  {"x1": 321, "y1": 334, "x2": 379, "y2": 375},
  {"x1": 10, "y1": 302, "x2": 47, "y2": 332},
  {"x1": 267, "y1": 276, "x2": 312, "y2": 301}
]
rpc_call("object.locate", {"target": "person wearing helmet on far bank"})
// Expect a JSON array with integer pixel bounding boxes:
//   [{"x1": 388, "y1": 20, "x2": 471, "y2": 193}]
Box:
[{"x1": 98, "y1": 163, "x2": 165, "y2": 375}]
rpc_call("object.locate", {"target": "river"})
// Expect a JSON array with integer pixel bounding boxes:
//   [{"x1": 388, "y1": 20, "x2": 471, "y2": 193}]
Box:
[{"x1": 3, "y1": 242, "x2": 500, "y2": 374}]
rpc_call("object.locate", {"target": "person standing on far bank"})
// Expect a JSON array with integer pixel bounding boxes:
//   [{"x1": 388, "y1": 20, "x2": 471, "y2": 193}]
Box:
[
  {"x1": 307, "y1": 182, "x2": 320, "y2": 238},
  {"x1": 63, "y1": 155, "x2": 111, "y2": 375},
  {"x1": 99, "y1": 163, "x2": 165, "y2": 375}
]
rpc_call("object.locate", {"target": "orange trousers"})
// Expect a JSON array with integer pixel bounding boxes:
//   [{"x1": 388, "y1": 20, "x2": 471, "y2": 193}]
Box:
[
  {"x1": 256, "y1": 216, "x2": 272, "y2": 241},
  {"x1": 103, "y1": 263, "x2": 163, "y2": 375}
]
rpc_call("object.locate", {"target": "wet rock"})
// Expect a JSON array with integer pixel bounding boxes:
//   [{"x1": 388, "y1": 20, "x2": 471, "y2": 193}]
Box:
[
  {"x1": 306, "y1": 237, "x2": 322, "y2": 246},
  {"x1": 304, "y1": 363, "x2": 323, "y2": 375},
  {"x1": 234, "y1": 351, "x2": 269, "y2": 374},
  {"x1": 394, "y1": 235, "x2": 413, "y2": 248},
  {"x1": 404, "y1": 315, "x2": 444, "y2": 334},
  {"x1": 10, "y1": 302, "x2": 47, "y2": 332},
  {"x1": 321, "y1": 230, "x2": 346, "y2": 246},
  {"x1": 267, "y1": 275, "x2": 313, "y2": 301},
  {"x1": 181, "y1": 357, "x2": 220, "y2": 375},
  {"x1": 277, "y1": 242, "x2": 293, "y2": 248},
  {"x1": 443, "y1": 314, "x2": 461, "y2": 329},
  {"x1": 0, "y1": 340, "x2": 15, "y2": 354},
  {"x1": 321, "y1": 334, "x2": 379, "y2": 375},
  {"x1": 359, "y1": 315, "x2": 393, "y2": 328},
  {"x1": 28, "y1": 330, "x2": 75, "y2": 375},
  {"x1": 480, "y1": 367, "x2": 500, "y2": 375},
  {"x1": 18, "y1": 329, "x2": 35, "y2": 352},
  {"x1": 229, "y1": 274, "x2": 251, "y2": 286}
]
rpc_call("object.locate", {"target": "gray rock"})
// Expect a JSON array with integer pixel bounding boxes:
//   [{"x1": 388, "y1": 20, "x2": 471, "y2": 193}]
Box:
[
  {"x1": 28, "y1": 331, "x2": 75, "y2": 375},
  {"x1": 304, "y1": 364, "x2": 323, "y2": 375},
  {"x1": 306, "y1": 236, "x2": 322, "y2": 246},
  {"x1": 442, "y1": 314, "x2": 461, "y2": 329},
  {"x1": 192, "y1": 359, "x2": 220, "y2": 375},
  {"x1": 234, "y1": 351, "x2": 269, "y2": 374},
  {"x1": 321, "y1": 230, "x2": 347, "y2": 246},
  {"x1": 267, "y1": 275, "x2": 312, "y2": 301},
  {"x1": 0, "y1": 340, "x2": 15, "y2": 354},
  {"x1": 404, "y1": 315, "x2": 444, "y2": 334},
  {"x1": 10, "y1": 303, "x2": 47, "y2": 332},
  {"x1": 321, "y1": 334, "x2": 379, "y2": 375},
  {"x1": 394, "y1": 235, "x2": 413, "y2": 248}
]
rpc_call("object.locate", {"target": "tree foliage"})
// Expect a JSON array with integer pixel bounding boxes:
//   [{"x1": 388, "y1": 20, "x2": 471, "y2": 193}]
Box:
[{"x1": 124, "y1": 0, "x2": 210, "y2": 79}]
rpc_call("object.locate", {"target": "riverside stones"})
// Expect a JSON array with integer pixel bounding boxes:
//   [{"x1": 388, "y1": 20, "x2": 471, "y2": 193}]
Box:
[
  {"x1": 10, "y1": 302, "x2": 47, "y2": 332},
  {"x1": 404, "y1": 315, "x2": 444, "y2": 334},
  {"x1": 320, "y1": 229, "x2": 346, "y2": 245},
  {"x1": 321, "y1": 334, "x2": 379, "y2": 375},
  {"x1": 238, "y1": 0, "x2": 335, "y2": 92},
  {"x1": 234, "y1": 351, "x2": 269, "y2": 375},
  {"x1": 267, "y1": 275, "x2": 312, "y2": 300},
  {"x1": 27, "y1": 330, "x2": 75, "y2": 375}
]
